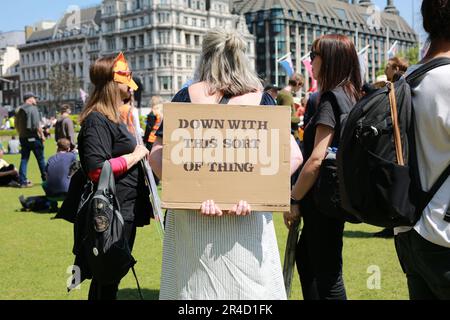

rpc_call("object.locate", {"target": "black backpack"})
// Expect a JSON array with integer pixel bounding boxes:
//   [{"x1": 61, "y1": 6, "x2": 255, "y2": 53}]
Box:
[
  {"x1": 337, "y1": 58, "x2": 450, "y2": 228},
  {"x1": 82, "y1": 161, "x2": 139, "y2": 286},
  {"x1": 312, "y1": 87, "x2": 361, "y2": 224}
]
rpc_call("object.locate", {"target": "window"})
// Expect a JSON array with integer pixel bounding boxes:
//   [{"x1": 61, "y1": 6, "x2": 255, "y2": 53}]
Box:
[
  {"x1": 157, "y1": 52, "x2": 171, "y2": 67},
  {"x1": 122, "y1": 37, "x2": 128, "y2": 49},
  {"x1": 159, "y1": 76, "x2": 172, "y2": 90},
  {"x1": 139, "y1": 34, "x2": 144, "y2": 48},
  {"x1": 105, "y1": 21, "x2": 115, "y2": 32},
  {"x1": 194, "y1": 55, "x2": 199, "y2": 67},
  {"x1": 177, "y1": 54, "x2": 182, "y2": 67},
  {"x1": 176, "y1": 30, "x2": 181, "y2": 43},
  {"x1": 131, "y1": 36, "x2": 136, "y2": 48},
  {"x1": 192, "y1": 18, "x2": 197, "y2": 27},
  {"x1": 194, "y1": 35, "x2": 200, "y2": 47},
  {"x1": 139, "y1": 56, "x2": 145, "y2": 69},
  {"x1": 106, "y1": 38, "x2": 116, "y2": 51},
  {"x1": 185, "y1": 33, "x2": 191, "y2": 46},
  {"x1": 89, "y1": 41, "x2": 99, "y2": 51},
  {"x1": 159, "y1": 31, "x2": 170, "y2": 44},
  {"x1": 186, "y1": 54, "x2": 192, "y2": 68},
  {"x1": 148, "y1": 54, "x2": 153, "y2": 68},
  {"x1": 148, "y1": 76, "x2": 153, "y2": 92},
  {"x1": 130, "y1": 56, "x2": 136, "y2": 70},
  {"x1": 148, "y1": 32, "x2": 153, "y2": 45}
]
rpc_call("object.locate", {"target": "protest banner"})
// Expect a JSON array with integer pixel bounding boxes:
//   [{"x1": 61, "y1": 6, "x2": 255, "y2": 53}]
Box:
[{"x1": 161, "y1": 103, "x2": 291, "y2": 212}]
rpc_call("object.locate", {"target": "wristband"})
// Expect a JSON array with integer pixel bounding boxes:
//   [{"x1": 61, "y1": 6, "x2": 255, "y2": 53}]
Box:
[{"x1": 290, "y1": 196, "x2": 301, "y2": 205}]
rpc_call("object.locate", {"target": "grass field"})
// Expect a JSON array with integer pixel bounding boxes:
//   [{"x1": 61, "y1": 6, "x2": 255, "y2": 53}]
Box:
[{"x1": 0, "y1": 140, "x2": 408, "y2": 300}]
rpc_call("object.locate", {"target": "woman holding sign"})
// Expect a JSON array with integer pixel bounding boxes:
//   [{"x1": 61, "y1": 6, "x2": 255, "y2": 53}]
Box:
[
  {"x1": 150, "y1": 28, "x2": 303, "y2": 300},
  {"x1": 286, "y1": 35, "x2": 362, "y2": 300}
]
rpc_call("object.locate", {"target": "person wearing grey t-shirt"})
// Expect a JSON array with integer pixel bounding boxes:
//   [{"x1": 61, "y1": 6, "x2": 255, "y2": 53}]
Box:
[
  {"x1": 55, "y1": 104, "x2": 76, "y2": 151},
  {"x1": 15, "y1": 92, "x2": 46, "y2": 187}
]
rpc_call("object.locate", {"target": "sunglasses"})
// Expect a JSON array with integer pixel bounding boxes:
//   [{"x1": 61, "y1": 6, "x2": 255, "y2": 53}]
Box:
[
  {"x1": 114, "y1": 70, "x2": 133, "y2": 80},
  {"x1": 310, "y1": 51, "x2": 319, "y2": 62}
]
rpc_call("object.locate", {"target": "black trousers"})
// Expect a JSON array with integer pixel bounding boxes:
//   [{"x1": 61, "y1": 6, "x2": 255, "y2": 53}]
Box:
[
  {"x1": 88, "y1": 222, "x2": 137, "y2": 300},
  {"x1": 395, "y1": 229, "x2": 450, "y2": 300},
  {"x1": 296, "y1": 198, "x2": 347, "y2": 300}
]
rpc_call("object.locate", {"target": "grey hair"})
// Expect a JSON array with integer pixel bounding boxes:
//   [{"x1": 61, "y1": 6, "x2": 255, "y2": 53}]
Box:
[{"x1": 193, "y1": 28, "x2": 263, "y2": 97}]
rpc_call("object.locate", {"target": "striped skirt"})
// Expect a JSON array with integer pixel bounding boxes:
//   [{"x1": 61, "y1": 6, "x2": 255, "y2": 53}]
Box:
[{"x1": 159, "y1": 210, "x2": 287, "y2": 300}]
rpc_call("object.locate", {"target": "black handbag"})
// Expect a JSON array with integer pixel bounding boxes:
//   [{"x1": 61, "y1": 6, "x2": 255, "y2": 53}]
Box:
[
  {"x1": 313, "y1": 153, "x2": 361, "y2": 223},
  {"x1": 82, "y1": 161, "x2": 136, "y2": 285}
]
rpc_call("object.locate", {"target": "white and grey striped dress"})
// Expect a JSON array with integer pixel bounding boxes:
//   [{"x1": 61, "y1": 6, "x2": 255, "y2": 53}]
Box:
[{"x1": 159, "y1": 210, "x2": 287, "y2": 300}]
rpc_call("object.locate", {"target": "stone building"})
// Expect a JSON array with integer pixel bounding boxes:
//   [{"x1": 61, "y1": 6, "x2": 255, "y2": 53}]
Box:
[
  {"x1": 18, "y1": 0, "x2": 255, "y2": 108},
  {"x1": 232, "y1": 0, "x2": 418, "y2": 88}
]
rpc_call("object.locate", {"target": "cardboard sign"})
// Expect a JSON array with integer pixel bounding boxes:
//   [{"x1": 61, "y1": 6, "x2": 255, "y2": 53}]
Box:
[{"x1": 161, "y1": 103, "x2": 291, "y2": 212}]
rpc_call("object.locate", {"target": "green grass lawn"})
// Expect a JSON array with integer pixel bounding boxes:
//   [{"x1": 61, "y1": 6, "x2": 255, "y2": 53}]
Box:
[{"x1": 0, "y1": 140, "x2": 408, "y2": 300}]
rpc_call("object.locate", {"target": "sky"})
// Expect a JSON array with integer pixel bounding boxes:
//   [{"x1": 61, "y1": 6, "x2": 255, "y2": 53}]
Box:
[{"x1": 0, "y1": 0, "x2": 424, "y2": 35}]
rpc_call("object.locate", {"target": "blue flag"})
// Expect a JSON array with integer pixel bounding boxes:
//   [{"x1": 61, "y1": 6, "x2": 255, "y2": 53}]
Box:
[{"x1": 279, "y1": 55, "x2": 294, "y2": 77}]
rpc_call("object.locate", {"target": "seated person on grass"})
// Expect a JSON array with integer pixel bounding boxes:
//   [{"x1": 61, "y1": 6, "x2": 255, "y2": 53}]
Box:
[
  {"x1": 19, "y1": 139, "x2": 77, "y2": 212},
  {"x1": 8, "y1": 136, "x2": 20, "y2": 155},
  {"x1": 0, "y1": 149, "x2": 20, "y2": 187}
]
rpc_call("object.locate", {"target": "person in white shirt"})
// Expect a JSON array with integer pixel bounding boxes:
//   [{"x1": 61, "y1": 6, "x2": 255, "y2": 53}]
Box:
[
  {"x1": 394, "y1": 0, "x2": 450, "y2": 300},
  {"x1": 8, "y1": 136, "x2": 20, "y2": 154}
]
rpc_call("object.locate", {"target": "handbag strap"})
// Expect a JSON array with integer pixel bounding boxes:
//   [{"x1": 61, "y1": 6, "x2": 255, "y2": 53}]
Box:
[{"x1": 97, "y1": 161, "x2": 116, "y2": 195}]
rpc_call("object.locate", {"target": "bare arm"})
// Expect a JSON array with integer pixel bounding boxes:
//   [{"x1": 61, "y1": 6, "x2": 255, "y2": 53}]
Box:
[
  {"x1": 121, "y1": 145, "x2": 149, "y2": 170},
  {"x1": 291, "y1": 125, "x2": 334, "y2": 201},
  {"x1": 290, "y1": 135, "x2": 303, "y2": 176},
  {"x1": 149, "y1": 137, "x2": 163, "y2": 179}
]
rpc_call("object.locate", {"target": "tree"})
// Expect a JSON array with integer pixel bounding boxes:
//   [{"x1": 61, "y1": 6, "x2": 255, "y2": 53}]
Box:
[
  {"x1": 399, "y1": 46, "x2": 420, "y2": 66},
  {"x1": 48, "y1": 63, "x2": 80, "y2": 110}
]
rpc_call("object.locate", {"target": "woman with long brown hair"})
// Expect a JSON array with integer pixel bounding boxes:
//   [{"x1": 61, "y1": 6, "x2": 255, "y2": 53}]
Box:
[
  {"x1": 285, "y1": 34, "x2": 362, "y2": 300},
  {"x1": 77, "y1": 53, "x2": 152, "y2": 300}
]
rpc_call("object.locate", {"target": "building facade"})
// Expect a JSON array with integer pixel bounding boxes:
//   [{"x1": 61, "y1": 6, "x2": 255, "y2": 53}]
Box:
[
  {"x1": 18, "y1": 0, "x2": 256, "y2": 109},
  {"x1": 0, "y1": 31, "x2": 25, "y2": 108},
  {"x1": 19, "y1": 9, "x2": 101, "y2": 112},
  {"x1": 233, "y1": 0, "x2": 418, "y2": 88}
]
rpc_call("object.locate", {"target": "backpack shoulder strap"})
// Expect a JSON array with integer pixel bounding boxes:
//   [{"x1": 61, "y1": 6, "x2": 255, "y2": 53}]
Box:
[
  {"x1": 406, "y1": 57, "x2": 450, "y2": 88},
  {"x1": 419, "y1": 163, "x2": 450, "y2": 213},
  {"x1": 328, "y1": 87, "x2": 354, "y2": 115}
]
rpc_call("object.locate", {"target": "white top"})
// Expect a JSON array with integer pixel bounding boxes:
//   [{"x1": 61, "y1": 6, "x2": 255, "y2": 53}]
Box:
[
  {"x1": 8, "y1": 139, "x2": 20, "y2": 154},
  {"x1": 396, "y1": 63, "x2": 450, "y2": 248}
]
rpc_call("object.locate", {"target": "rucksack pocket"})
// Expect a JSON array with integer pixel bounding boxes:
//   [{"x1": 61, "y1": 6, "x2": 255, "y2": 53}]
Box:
[{"x1": 359, "y1": 149, "x2": 418, "y2": 228}]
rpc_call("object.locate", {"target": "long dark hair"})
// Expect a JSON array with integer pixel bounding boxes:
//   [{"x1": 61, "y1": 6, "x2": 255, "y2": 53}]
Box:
[
  {"x1": 79, "y1": 57, "x2": 122, "y2": 124},
  {"x1": 312, "y1": 34, "x2": 362, "y2": 102}
]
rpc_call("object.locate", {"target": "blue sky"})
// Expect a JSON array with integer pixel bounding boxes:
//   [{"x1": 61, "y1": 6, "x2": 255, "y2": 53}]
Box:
[{"x1": 1, "y1": 0, "x2": 423, "y2": 34}]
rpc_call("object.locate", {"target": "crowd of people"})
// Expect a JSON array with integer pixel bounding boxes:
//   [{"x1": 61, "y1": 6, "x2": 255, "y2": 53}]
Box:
[{"x1": 1, "y1": 0, "x2": 448, "y2": 301}]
